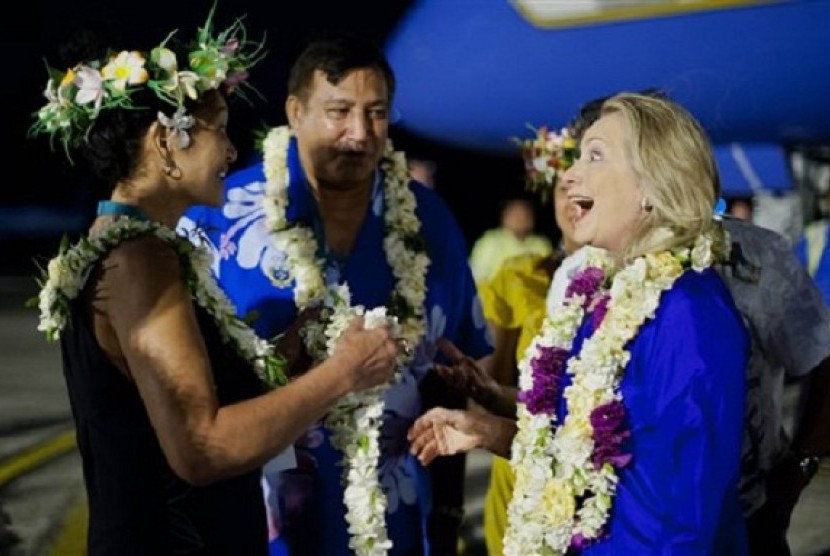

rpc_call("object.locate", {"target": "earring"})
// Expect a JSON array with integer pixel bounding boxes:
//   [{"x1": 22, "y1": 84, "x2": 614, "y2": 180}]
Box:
[
  {"x1": 158, "y1": 133, "x2": 182, "y2": 179},
  {"x1": 164, "y1": 160, "x2": 182, "y2": 179},
  {"x1": 640, "y1": 197, "x2": 653, "y2": 212}
]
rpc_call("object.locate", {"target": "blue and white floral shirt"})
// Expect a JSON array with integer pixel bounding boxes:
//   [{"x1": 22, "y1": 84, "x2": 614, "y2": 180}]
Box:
[{"x1": 179, "y1": 136, "x2": 491, "y2": 555}]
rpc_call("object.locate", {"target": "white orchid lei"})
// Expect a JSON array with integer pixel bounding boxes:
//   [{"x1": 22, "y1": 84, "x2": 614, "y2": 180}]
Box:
[
  {"x1": 298, "y1": 284, "x2": 404, "y2": 555},
  {"x1": 34, "y1": 218, "x2": 287, "y2": 388},
  {"x1": 261, "y1": 125, "x2": 429, "y2": 551},
  {"x1": 503, "y1": 233, "x2": 716, "y2": 555}
]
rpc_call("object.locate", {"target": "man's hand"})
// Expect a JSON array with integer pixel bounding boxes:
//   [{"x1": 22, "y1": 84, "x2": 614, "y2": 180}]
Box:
[
  {"x1": 273, "y1": 307, "x2": 321, "y2": 379},
  {"x1": 434, "y1": 338, "x2": 498, "y2": 401},
  {"x1": 433, "y1": 337, "x2": 516, "y2": 417}
]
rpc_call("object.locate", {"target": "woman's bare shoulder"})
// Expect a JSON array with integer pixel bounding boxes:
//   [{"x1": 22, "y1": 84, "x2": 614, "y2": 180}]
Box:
[{"x1": 98, "y1": 235, "x2": 186, "y2": 305}]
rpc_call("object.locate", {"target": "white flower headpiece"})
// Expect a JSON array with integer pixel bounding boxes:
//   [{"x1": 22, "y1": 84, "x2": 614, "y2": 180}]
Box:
[{"x1": 29, "y1": 2, "x2": 266, "y2": 158}]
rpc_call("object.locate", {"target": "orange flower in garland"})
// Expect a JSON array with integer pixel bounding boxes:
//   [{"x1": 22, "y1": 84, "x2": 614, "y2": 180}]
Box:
[{"x1": 513, "y1": 124, "x2": 578, "y2": 204}]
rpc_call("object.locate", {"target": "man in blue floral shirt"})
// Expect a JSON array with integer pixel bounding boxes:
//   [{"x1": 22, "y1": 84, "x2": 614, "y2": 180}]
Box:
[{"x1": 180, "y1": 33, "x2": 491, "y2": 555}]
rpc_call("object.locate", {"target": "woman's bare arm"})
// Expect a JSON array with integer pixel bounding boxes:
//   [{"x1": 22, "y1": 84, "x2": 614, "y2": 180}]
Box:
[{"x1": 96, "y1": 237, "x2": 397, "y2": 485}]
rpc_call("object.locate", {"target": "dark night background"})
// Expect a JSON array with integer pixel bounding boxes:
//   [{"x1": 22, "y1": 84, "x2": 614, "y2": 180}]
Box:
[{"x1": 2, "y1": 0, "x2": 539, "y2": 278}]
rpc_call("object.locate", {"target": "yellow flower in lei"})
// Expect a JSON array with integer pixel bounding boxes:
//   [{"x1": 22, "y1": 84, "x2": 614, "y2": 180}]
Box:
[
  {"x1": 33, "y1": 219, "x2": 287, "y2": 387},
  {"x1": 504, "y1": 234, "x2": 716, "y2": 555},
  {"x1": 261, "y1": 126, "x2": 429, "y2": 555}
]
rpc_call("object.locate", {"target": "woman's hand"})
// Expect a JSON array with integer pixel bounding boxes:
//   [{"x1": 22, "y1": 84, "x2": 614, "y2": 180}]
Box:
[
  {"x1": 407, "y1": 407, "x2": 484, "y2": 465},
  {"x1": 330, "y1": 317, "x2": 401, "y2": 392}
]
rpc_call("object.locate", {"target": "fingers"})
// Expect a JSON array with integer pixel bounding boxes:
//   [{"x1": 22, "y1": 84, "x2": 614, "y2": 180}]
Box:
[
  {"x1": 435, "y1": 336, "x2": 465, "y2": 363},
  {"x1": 345, "y1": 315, "x2": 366, "y2": 333},
  {"x1": 433, "y1": 363, "x2": 459, "y2": 382},
  {"x1": 408, "y1": 412, "x2": 443, "y2": 465},
  {"x1": 409, "y1": 407, "x2": 442, "y2": 441},
  {"x1": 408, "y1": 433, "x2": 440, "y2": 465},
  {"x1": 333, "y1": 322, "x2": 400, "y2": 391},
  {"x1": 354, "y1": 316, "x2": 406, "y2": 359},
  {"x1": 408, "y1": 408, "x2": 459, "y2": 465},
  {"x1": 369, "y1": 327, "x2": 400, "y2": 371}
]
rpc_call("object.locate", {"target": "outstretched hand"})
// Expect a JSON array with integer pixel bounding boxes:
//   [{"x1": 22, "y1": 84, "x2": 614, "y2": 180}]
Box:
[{"x1": 407, "y1": 407, "x2": 482, "y2": 465}]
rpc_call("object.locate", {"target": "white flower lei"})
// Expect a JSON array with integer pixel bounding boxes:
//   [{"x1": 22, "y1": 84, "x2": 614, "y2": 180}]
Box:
[
  {"x1": 261, "y1": 125, "x2": 428, "y2": 347},
  {"x1": 299, "y1": 283, "x2": 403, "y2": 555},
  {"x1": 261, "y1": 126, "x2": 429, "y2": 552},
  {"x1": 35, "y1": 218, "x2": 287, "y2": 387},
  {"x1": 503, "y1": 234, "x2": 715, "y2": 555}
]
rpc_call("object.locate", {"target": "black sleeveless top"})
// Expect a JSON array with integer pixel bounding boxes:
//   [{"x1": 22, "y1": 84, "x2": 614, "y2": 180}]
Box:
[{"x1": 60, "y1": 295, "x2": 269, "y2": 555}]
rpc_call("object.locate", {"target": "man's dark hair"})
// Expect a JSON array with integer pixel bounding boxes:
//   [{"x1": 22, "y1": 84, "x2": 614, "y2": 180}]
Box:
[{"x1": 287, "y1": 32, "x2": 396, "y2": 102}]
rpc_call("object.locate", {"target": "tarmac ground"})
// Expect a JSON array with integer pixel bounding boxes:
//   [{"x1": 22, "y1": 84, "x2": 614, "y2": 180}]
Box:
[{"x1": 1, "y1": 274, "x2": 829, "y2": 556}]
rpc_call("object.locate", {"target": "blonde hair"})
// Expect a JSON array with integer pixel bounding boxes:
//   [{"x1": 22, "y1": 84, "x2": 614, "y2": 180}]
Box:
[{"x1": 600, "y1": 93, "x2": 725, "y2": 263}]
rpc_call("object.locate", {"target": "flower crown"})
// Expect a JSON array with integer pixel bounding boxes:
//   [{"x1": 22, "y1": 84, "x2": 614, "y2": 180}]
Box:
[
  {"x1": 29, "y1": 4, "x2": 266, "y2": 157},
  {"x1": 512, "y1": 124, "x2": 578, "y2": 204}
]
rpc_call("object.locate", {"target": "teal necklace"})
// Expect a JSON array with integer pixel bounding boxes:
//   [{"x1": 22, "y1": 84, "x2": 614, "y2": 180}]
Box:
[{"x1": 97, "y1": 200, "x2": 149, "y2": 221}]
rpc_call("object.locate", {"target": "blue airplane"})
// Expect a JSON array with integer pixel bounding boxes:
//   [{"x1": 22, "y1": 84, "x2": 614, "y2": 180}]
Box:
[{"x1": 385, "y1": 0, "x2": 830, "y2": 198}]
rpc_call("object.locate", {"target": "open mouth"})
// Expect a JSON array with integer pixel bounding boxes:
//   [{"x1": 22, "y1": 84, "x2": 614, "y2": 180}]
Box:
[{"x1": 570, "y1": 196, "x2": 594, "y2": 222}]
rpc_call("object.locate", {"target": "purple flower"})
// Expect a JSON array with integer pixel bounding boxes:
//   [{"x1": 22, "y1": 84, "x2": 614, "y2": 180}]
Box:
[
  {"x1": 570, "y1": 528, "x2": 610, "y2": 552},
  {"x1": 221, "y1": 38, "x2": 240, "y2": 56},
  {"x1": 565, "y1": 267, "x2": 605, "y2": 308},
  {"x1": 224, "y1": 70, "x2": 250, "y2": 88},
  {"x1": 571, "y1": 533, "x2": 590, "y2": 550},
  {"x1": 590, "y1": 400, "x2": 632, "y2": 470},
  {"x1": 590, "y1": 400, "x2": 626, "y2": 433},
  {"x1": 590, "y1": 293, "x2": 610, "y2": 330},
  {"x1": 592, "y1": 441, "x2": 633, "y2": 469},
  {"x1": 517, "y1": 346, "x2": 569, "y2": 415}
]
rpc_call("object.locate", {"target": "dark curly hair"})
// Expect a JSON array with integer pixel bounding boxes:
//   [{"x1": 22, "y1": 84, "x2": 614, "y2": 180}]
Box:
[{"x1": 78, "y1": 87, "x2": 204, "y2": 188}]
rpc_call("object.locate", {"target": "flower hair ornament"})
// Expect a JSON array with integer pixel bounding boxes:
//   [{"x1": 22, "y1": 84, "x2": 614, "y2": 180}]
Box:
[
  {"x1": 157, "y1": 107, "x2": 196, "y2": 149},
  {"x1": 512, "y1": 124, "x2": 578, "y2": 204},
  {"x1": 29, "y1": 2, "x2": 266, "y2": 158}
]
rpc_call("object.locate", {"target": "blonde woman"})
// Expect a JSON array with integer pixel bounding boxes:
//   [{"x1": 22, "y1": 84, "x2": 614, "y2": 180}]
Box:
[{"x1": 410, "y1": 94, "x2": 749, "y2": 554}]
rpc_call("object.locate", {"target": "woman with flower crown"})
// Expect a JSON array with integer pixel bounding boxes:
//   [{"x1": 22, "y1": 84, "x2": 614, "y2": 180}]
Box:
[
  {"x1": 409, "y1": 93, "x2": 750, "y2": 554},
  {"x1": 28, "y1": 9, "x2": 402, "y2": 555}
]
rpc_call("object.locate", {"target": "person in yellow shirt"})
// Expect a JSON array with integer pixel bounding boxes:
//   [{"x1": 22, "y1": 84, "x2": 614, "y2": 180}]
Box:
[{"x1": 469, "y1": 197, "x2": 553, "y2": 285}]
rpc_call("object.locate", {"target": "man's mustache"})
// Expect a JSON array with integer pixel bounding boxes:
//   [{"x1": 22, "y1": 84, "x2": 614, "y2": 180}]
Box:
[{"x1": 334, "y1": 140, "x2": 371, "y2": 153}]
